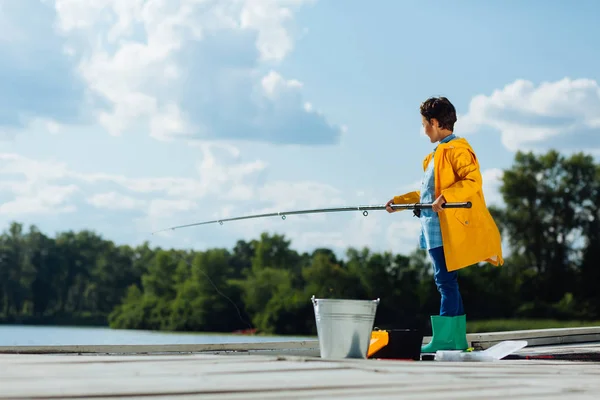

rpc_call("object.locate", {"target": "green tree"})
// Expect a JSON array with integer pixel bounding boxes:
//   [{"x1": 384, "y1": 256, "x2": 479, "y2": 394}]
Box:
[
  {"x1": 170, "y1": 249, "x2": 245, "y2": 332},
  {"x1": 496, "y1": 150, "x2": 599, "y2": 317},
  {"x1": 577, "y1": 162, "x2": 600, "y2": 315}
]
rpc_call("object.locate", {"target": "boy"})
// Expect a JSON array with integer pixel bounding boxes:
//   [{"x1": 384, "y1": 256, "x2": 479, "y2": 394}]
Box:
[{"x1": 386, "y1": 96, "x2": 504, "y2": 353}]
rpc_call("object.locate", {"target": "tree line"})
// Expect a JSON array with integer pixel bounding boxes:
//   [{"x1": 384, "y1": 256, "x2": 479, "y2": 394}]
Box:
[{"x1": 0, "y1": 149, "x2": 598, "y2": 335}]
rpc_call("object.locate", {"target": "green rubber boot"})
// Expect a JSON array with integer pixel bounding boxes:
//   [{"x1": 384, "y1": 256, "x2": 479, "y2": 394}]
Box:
[
  {"x1": 421, "y1": 314, "x2": 469, "y2": 353},
  {"x1": 453, "y1": 314, "x2": 469, "y2": 351}
]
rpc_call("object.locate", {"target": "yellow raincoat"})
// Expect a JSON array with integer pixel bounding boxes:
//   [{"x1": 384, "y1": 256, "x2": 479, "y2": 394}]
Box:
[{"x1": 393, "y1": 137, "x2": 504, "y2": 272}]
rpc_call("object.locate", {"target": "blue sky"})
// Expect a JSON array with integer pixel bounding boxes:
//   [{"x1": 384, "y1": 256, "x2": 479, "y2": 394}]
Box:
[{"x1": 0, "y1": 0, "x2": 598, "y2": 258}]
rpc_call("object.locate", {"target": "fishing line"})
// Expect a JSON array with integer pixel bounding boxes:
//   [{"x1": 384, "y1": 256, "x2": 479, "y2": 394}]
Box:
[{"x1": 173, "y1": 252, "x2": 255, "y2": 331}]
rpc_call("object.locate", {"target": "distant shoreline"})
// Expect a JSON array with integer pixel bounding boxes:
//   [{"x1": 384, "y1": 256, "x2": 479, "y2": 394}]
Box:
[{"x1": 0, "y1": 315, "x2": 107, "y2": 327}]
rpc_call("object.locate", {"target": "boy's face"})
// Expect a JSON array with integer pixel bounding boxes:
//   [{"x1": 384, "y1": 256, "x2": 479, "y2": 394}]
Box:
[{"x1": 422, "y1": 116, "x2": 441, "y2": 143}]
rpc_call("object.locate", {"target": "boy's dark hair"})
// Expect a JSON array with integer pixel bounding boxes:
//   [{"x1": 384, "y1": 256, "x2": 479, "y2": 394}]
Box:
[{"x1": 420, "y1": 97, "x2": 457, "y2": 131}]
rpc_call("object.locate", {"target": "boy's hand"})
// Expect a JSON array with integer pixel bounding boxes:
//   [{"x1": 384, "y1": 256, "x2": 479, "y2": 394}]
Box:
[
  {"x1": 432, "y1": 194, "x2": 446, "y2": 213},
  {"x1": 385, "y1": 198, "x2": 395, "y2": 213}
]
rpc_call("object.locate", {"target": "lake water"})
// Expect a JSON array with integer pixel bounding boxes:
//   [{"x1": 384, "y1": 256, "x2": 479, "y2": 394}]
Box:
[{"x1": 0, "y1": 325, "x2": 314, "y2": 347}]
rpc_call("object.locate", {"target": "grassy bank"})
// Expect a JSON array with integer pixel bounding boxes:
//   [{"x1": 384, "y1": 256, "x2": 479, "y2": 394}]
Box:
[{"x1": 467, "y1": 319, "x2": 600, "y2": 333}]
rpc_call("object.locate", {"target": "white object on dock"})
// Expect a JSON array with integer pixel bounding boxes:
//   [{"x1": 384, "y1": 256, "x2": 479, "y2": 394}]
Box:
[{"x1": 435, "y1": 340, "x2": 528, "y2": 362}]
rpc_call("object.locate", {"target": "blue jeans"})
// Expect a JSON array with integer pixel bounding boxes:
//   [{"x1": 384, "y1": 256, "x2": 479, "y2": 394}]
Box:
[{"x1": 429, "y1": 246, "x2": 465, "y2": 316}]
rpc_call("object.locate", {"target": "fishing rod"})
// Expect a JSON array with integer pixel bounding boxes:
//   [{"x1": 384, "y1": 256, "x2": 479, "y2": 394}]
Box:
[{"x1": 151, "y1": 201, "x2": 472, "y2": 234}]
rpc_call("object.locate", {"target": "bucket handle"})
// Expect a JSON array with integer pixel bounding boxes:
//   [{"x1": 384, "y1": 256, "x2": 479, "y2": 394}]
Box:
[{"x1": 311, "y1": 295, "x2": 380, "y2": 306}]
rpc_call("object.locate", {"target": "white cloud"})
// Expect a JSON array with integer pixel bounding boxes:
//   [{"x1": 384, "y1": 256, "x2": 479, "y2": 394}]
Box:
[
  {"x1": 0, "y1": 154, "x2": 70, "y2": 181},
  {"x1": 0, "y1": 184, "x2": 78, "y2": 216},
  {"x1": 149, "y1": 103, "x2": 193, "y2": 141},
  {"x1": 0, "y1": 145, "x2": 354, "y2": 249},
  {"x1": 240, "y1": 0, "x2": 304, "y2": 62},
  {"x1": 481, "y1": 168, "x2": 504, "y2": 207},
  {"x1": 457, "y1": 77, "x2": 600, "y2": 153},
  {"x1": 0, "y1": 154, "x2": 79, "y2": 218},
  {"x1": 0, "y1": 154, "x2": 79, "y2": 216},
  {"x1": 261, "y1": 70, "x2": 303, "y2": 99},
  {"x1": 87, "y1": 192, "x2": 143, "y2": 210},
  {"x1": 257, "y1": 181, "x2": 344, "y2": 210},
  {"x1": 386, "y1": 218, "x2": 422, "y2": 251},
  {"x1": 68, "y1": 142, "x2": 266, "y2": 205},
  {"x1": 43, "y1": 0, "x2": 342, "y2": 145},
  {"x1": 0, "y1": 144, "x2": 265, "y2": 222}
]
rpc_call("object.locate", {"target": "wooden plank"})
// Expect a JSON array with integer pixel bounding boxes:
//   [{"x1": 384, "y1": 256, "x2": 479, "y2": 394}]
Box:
[
  {"x1": 473, "y1": 334, "x2": 600, "y2": 350},
  {"x1": 470, "y1": 327, "x2": 600, "y2": 350},
  {"x1": 504, "y1": 343, "x2": 600, "y2": 361},
  {"x1": 127, "y1": 386, "x2": 576, "y2": 400},
  {"x1": 0, "y1": 367, "x2": 592, "y2": 399},
  {"x1": 471, "y1": 326, "x2": 600, "y2": 339},
  {"x1": 515, "y1": 343, "x2": 600, "y2": 355},
  {"x1": 0, "y1": 340, "x2": 320, "y2": 355},
  {"x1": 2, "y1": 352, "x2": 600, "y2": 399},
  {"x1": 0, "y1": 356, "x2": 348, "y2": 380}
]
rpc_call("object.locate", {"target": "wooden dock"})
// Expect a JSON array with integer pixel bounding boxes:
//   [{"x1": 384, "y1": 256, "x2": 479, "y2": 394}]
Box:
[{"x1": 1, "y1": 327, "x2": 600, "y2": 399}]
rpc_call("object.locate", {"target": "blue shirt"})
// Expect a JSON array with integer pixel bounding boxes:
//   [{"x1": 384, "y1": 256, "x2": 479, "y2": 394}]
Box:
[{"x1": 419, "y1": 134, "x2": 457, "y2": 250}]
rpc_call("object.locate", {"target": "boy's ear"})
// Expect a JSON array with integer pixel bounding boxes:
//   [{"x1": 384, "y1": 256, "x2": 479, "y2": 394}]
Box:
[{"x1": 430, "y1": 118, "x2": 439, "y2": 128}]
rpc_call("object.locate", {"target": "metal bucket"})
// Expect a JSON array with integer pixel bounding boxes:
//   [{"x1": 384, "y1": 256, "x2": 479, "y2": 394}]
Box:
[{"x1": 311, "y1": 295, "x2": 380, "y2": 360}]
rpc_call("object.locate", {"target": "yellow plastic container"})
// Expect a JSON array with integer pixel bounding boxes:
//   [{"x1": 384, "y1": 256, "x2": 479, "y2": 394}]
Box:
[{"x1": 367, "y1": 330, "x2": 389, "y2": 358}]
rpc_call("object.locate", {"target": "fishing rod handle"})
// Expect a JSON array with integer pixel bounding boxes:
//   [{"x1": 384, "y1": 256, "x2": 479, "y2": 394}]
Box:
[
  {"x1": 391, "y1": 201, "x2": 472, "y2": 210},
  {"x1": 441, "y1": 201, "x2": 472, "y2": 209}
]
